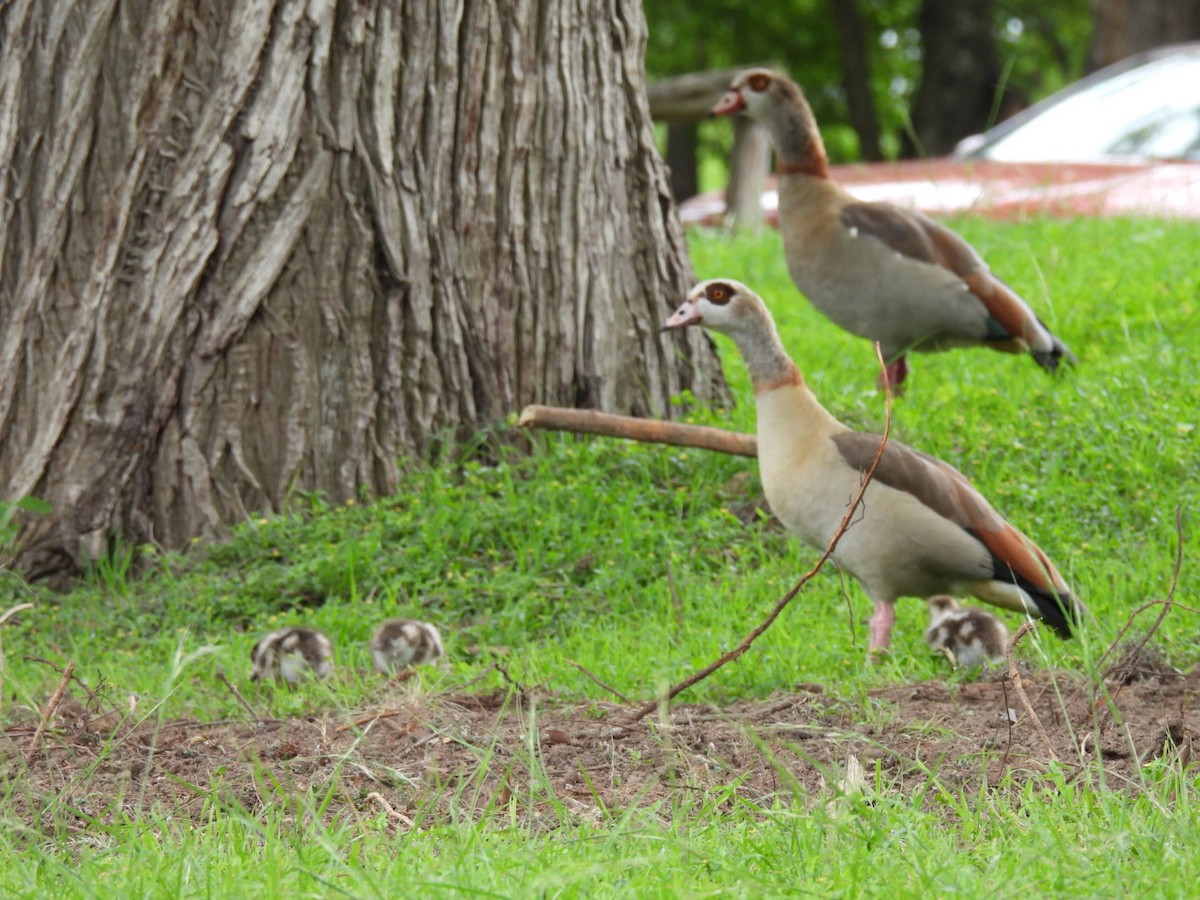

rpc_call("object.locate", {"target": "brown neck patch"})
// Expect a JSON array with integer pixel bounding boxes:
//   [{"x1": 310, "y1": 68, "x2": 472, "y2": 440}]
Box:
[
  {"x1": 778, "y1": 158, "x2": 828, "y2": 178},
  {"x1": 753, "y1": 366, "x2": 804, "y2": 394}
]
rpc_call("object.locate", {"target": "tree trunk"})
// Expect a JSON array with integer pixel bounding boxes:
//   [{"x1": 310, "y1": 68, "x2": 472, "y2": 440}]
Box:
[
  {"x1": 827, "y1": 0, "x2": 883, "y2": 161},
  {"x1": 0, "y1": 0, "x2": 729, "y2": 578},
  {"x1": 902, "y1": 0, "x2": 1001, "y2": 158},
  {"x1": 1087, "y1": 0, "x2": 1200, "y2": 71},
  {"x1": 665, "y1": 123, "x2": 699, "y2": 202}
]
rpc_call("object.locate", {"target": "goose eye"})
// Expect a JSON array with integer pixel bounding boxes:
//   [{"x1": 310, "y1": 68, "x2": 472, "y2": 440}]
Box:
[
  {"x1": 748, "y1": 73, "x2": 770, "y2": 92},
  {"x1": 706, "y1": 284, "x2": 731, "y2": 305}
]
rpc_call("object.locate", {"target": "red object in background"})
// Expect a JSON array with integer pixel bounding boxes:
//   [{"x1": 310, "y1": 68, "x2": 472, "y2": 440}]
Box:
[{"x1": 680, "y1": 158, "x2": 1200, "y2": 225}]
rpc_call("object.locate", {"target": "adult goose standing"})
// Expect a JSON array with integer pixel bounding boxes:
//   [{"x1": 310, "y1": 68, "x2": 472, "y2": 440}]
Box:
[
  {"x1": 711, "y1": 69, "x2": 1076, "y2": 387},
  {"x1": 662, "y1": 278, "x2": 1085, "y2": 654}
]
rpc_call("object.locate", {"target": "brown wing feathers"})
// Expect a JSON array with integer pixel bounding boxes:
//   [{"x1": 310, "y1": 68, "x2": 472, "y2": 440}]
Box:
[
  {"x1": 840, "y1": 202, "x2": 1076, "y2": 369},
  {"x1": 832, "y1": 432, "x2": 1001, "y2": 531},
  {"x1": 840, "y1": 203, "x2": 984, "y2": 277},
  {"x1": 972, "y1": 525, "x2": 1077, "y2": 637},
  {"x1": 833, "y1": 432, "x2": 1079, "y2": 636}
]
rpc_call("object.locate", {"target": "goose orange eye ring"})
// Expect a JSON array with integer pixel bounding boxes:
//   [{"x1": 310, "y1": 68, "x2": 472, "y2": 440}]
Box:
[
  {"x1": 706, "y1": 284, "x2": 731, "y2": 304},
  {"x1": 748, "y1": 73, "x2": 770, "y2": 92}
]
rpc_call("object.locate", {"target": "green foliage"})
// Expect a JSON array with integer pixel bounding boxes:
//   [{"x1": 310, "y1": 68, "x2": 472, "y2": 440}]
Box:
[
  {"x1": 0, "y1": 496, "x2": 51, "y2": 547},
  {"x1": 645, "y1": 0, "x2": 1092, "y2": 180},
  {"x1": 996, "y1": 0, "x2": 1094, "y2": 100},
  {"x1": 0, "y1": 495, "x2": 51, "y2": 579}
]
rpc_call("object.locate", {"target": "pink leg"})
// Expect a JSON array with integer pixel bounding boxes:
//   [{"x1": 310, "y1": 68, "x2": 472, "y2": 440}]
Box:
[
  {"x1": 876, "y1": 356, "x2": 909, "y2": 393},
  {"x1": 868, "y1": 601, "x2": 896, "y2": 657}
]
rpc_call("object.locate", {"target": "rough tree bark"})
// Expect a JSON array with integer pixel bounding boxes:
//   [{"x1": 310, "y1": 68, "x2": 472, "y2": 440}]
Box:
[
  {"x1": 0, "y1": 0, "x2": 728, "y2": 578},
  {"x1": 902, "y1": 0, "x2": 1001, "y2": 158}
]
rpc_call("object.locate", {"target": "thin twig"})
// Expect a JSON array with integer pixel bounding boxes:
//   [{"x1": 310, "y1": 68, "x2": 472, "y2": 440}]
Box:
[
  {"x1": 0, "y1": 602, "x2": 33, "y2": 628},
  {"x1": 442, "y1": 663, "x2": 498, "y2": 694},
  {"x1": 215, "y1": 670, "x2": 260, "y2": 720},
  {"x1": 1086, "y1": 507, "x2": 1190, "y2": 744},
  {"x1": 336, "y1": 710, "x2": 405, "y2": 733},
  {"x1": 565, "y1": 658, "x2": 635, "y2": 705},
  {"x1": 366, "y1": 791, "x2": 414, "y2": 829},
  {"x1": 1097, "y1": 505, "x2": 1186, "y2": 674},
  {"x1": 665, "y1": 557, "x2": 684, "y2": 643},
  {"x1": 494, "y1": 662, "x2": 536, "y2": 694},
  {"x1": 31, "y1": 660, "x2": 74, "y2": 750},
  {"x1": 22, "y1": 655, "x2": 102, "y2": 707},
  {"x1": 621, "y1": 343, "x2": 895, "y2": 726},
  {"x1": 836, "y1": 572, "x2": 859, "y2": 654},
  {"x1": 999, "y1": 678, "x2": 1015, "y2": 774},
  {"x1": 1005, "y1": 622, "x2": 1057, "y2": 762}
]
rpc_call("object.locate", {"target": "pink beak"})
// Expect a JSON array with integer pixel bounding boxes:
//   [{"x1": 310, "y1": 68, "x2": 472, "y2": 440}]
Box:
[
  {"x1": 661, "y1": 301, "x2": 701, "y2": 331},
  {"x1": 710, "y1": 90, "x2": 745, "y2": 117}
]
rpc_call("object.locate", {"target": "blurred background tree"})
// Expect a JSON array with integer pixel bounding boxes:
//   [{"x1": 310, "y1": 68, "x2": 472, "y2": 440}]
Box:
[
  {"x1": 1087, "y1": 0, "x2": 1200, "y2": 70},
  {"x1": 643, "y1": 0, "x2": 1199, "y2": 197}
]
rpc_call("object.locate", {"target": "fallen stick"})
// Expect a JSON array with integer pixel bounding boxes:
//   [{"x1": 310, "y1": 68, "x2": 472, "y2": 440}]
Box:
[{"x1": 517, "y1": 405, "x2": 757, "y2": 458}]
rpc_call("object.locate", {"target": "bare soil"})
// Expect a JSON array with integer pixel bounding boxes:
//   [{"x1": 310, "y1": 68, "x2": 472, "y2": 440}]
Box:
[{"x1": 4, "y1": 659, "x2": 1197, "y2": 834}]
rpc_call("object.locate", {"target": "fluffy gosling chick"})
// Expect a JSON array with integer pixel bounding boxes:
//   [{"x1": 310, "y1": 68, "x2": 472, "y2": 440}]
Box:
[
  {"x1": 250, "y1": 627, "x2": 334, "y2": 686},
  {"x1": 924, "y1": 596, "x2": 1009, "y2": 668},
  {"x1": 369, "y1": 619, "x2": 445, "y2": 675}
]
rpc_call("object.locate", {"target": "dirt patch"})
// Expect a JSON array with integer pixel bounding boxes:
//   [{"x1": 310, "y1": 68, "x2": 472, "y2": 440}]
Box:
[{"x1": 4, "y1": 664, "x2": 1197, "y2": 833}]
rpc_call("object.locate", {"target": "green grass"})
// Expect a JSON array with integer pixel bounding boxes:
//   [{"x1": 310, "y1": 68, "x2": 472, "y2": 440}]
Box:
[
  {"x1": 2, "y1": 216, "x2": 1199, "y2": 896},
  {"x1": 3, "y1": 759, "x2": 1199, "y2": 897}
]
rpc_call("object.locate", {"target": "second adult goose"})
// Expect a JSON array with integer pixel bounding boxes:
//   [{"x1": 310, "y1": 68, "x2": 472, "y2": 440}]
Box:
[
  {"x1": 711, "y1": 69, "x2": 1076, "y2": 387},
  {"x1": 662, "y1": 278, "x2": 1085, "y2": 654}
]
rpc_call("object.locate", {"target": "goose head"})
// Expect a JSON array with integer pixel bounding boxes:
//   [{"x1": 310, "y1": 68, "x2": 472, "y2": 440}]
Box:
[
  {"x1": 711, "y1": 69, "x2": 801, "y2": 122},
  {"x1": 662, "y1": 278, "x2": 768, "y2": 338}
]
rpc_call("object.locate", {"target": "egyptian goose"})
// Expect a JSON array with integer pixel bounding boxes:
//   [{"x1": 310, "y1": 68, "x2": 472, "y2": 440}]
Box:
[
  {"x1": 924, "y1": 596, "x2": 1010, "y2": 668},
  {"x1": 250, "y1": 627, "x2": 334, "y2": 685},
  {"x1": 369, "y1": 619, "x2": 446, "y2": 675},
  {"x1": 662, "y1": 279, "x2": 1084, "y2": 653},
  {"x1": 711, "y1": 69, "x2": 1076, "y2": 386}
]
